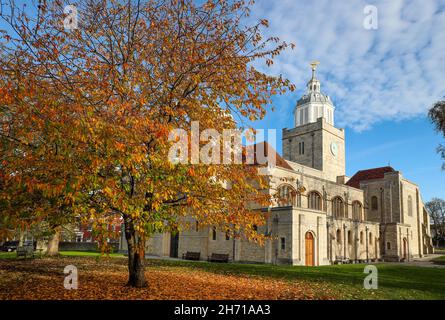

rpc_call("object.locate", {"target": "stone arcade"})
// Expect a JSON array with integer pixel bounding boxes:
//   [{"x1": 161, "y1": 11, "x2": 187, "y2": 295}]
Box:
[{"x1": 120, "y1": 62, "x2": 434, "y2": 265}]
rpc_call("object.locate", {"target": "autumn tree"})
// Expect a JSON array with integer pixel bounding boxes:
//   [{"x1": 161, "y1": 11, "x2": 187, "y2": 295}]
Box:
[
  {"x1": 0, "y1": 0, "x2": 294, "y2": 287},
  {"x1": 428, "y1": 100, "x2": 445, "y2": 169},
  {"x1": 0, "y1": 38, "x2": 83, "y2": 255},
  {"x1": 426, "y1": 198, "x2": 445, "y2": 247}
]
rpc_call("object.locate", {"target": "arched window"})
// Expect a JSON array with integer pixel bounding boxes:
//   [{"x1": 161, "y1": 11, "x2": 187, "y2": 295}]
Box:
[
  {"x1": 212, "y1": 226, "x2": 217, "y2": 241},
  {"x1": 277, "y1": 185, "x2": 296, "y2": 207},
  {"x1": 371, "y1": 196, "x2": 378, "y2": 210},
  {"x1": 332, "y1": 197, "x2": 344, "y2": 218},
  {"x1": 308, "y1": 191, "x2": 322, "y2": 211},
  {"x1": 369, "y1": 232, "x2": 373, "y2": 244},
  {"x1": 407, "y1": 195, "x2": 413, "y2": 217},
  {"x1": 352, "y1": 201, "x2": 363, "y2": 221},
  {"x1": 360, "y1": 231, "x2": 364, "y2": 244},
  {"x1": 348, "y1": 230, "x2": 352, "y2": 245},
  {"x1": 336, "y1": 229, "x2": 341, "y2": 244}
]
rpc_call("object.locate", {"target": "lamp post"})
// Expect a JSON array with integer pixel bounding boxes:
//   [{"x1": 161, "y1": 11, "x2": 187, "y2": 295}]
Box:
[
  {"x1": 232, "y1": 230, "x2": 236, "y2": 262},
  {"x1": 273, "y1": 216, "x2": 279, "y2": 265},
  {"x1": 365, "y1": 226, "x2": 369, "y2": 262},
  {"x1": 326, "y1": 220, "x2": 332, "y2": 263},
  {"x1": 343, "y1": 224, "x2": 347, "y2": 260}
]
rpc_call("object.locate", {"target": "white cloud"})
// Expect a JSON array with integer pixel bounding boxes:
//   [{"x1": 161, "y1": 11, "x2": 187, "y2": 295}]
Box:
[{"x1": 249, "y1": 0, "x2": 445, "y2": 131}]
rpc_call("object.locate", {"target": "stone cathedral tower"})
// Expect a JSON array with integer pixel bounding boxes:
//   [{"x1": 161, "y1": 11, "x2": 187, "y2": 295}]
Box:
[{"x1": 282, "y1": 62, "x2": 345, "y2": 182}]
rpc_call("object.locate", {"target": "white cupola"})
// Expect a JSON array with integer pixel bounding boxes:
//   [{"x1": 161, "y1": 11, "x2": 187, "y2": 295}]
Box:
[{"x1": 294, "y1": 61, "x2": 335, "y2": 127}]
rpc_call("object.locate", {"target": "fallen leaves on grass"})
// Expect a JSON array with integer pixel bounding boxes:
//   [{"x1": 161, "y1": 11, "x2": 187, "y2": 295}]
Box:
[{"x1": 0, "y1": 257, "x2": 335, "y2": 300}]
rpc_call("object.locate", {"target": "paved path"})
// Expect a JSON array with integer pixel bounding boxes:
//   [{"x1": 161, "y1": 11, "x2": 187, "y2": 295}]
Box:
[
  {"x1": 413, "y1": 254, "x2": 442, "y2": 262},
  {"x1": 392, "y1": 254, "x2": 445, "y2": 268}
]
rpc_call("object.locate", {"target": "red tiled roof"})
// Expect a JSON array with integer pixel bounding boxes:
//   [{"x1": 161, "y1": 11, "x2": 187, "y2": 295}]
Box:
[
  {"x1": 247, "y1": 141, "x2": 293, "y2": 170},
  {"x1": 346, "y1": 166, "x2": 395, "y2": 189}
]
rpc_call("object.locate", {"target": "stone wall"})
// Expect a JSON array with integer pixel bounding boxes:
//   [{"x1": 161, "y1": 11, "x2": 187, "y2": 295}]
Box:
[
  {"x1": 328, "y1": 218, "x2": 380, "y2": 262},
  {"x1": 292, "y1": 208, "x2": 329, "y2": 266},
  {"x1": 361, "y1": 172, "x2": 402, "y2": 224},
  {"x1": 283, "y1": 121, "x2": 323, "y2": 170},
  {"x1": 269, "y1": 166, "x2": 365, "y2": 219},
  {"x1": 59, "y1": 241, "x2": 119, "y2": 252},
  {"x1": 282, "y1": 118, "x2": 345, "y2": 182},
  {"x1": 360, "y1": 171, "x2": 429, "y2": 260}
]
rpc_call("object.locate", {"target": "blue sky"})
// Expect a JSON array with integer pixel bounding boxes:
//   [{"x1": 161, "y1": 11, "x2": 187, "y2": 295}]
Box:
[
  {"x1": 250, "y1": 103, "x2": 445, "y2": 202},
  {"x1": 244, "y1": 0, "x2": 445, "y2": 202},
  {"x1": 1, "y1": 0, "x2": 444, "y2": 201}
]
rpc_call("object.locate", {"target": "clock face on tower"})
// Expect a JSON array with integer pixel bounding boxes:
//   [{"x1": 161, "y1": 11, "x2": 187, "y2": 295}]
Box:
[{"x1": 330, "y1": 142, "x2": 338, "y2": 157}]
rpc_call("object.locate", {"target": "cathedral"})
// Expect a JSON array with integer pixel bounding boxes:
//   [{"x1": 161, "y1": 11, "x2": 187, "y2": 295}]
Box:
[{"x1": 121, "y1": 63, "x2": 434, "y2": 265}]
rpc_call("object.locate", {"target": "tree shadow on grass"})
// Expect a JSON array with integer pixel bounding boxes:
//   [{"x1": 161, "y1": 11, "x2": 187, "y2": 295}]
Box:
[{"x1": 148, "y1": 259, "x2": 445, "y2": 298}]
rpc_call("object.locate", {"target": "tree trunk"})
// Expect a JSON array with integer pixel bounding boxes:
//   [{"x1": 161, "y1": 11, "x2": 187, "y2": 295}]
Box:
[
  {"x1": 18, "y1": 228, "x2": 25, "y2": 247},
  {"x1": 46, "y1": 226, "x2": 61, "y2": 256},
  {"x1": 124, "y1": 217, "x2": 147, "y2": 288}
]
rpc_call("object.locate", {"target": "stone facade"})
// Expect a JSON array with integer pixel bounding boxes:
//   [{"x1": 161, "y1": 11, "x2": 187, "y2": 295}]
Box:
[
  {"x1": 120, "y1": 63, "x2": 434, "y2": 265},
  {"x1": 283, "y1": 118, "x2": 345, "y2": 182}
]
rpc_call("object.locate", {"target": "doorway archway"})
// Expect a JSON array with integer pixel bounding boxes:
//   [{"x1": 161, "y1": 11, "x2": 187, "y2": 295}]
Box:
[
  {"x1": 305, "y1": 232, "x2": 315, "y2": 266},
  {"x1": 170, "y1": 233, "x2": 179, "y2": 258},
  {"x1": 402, "y1": 238, "x2": 408, "y2": 261}
]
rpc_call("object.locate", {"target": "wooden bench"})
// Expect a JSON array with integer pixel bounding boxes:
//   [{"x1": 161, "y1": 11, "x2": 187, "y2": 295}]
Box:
[
  {"x1": 16, "y1": 246, "x2": 34, "y2": 259},
  {"x1": 208, "y1": 253, "x2": 229, "y2": 263},
  {"x1": 334, "y1": 256, "x2": 350, "y2": 264},
  {"x1": 182, "y1": 251, "x2": 200, "y2": 261}
]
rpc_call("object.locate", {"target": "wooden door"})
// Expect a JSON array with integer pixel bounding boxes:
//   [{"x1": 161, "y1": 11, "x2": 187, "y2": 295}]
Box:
[
  {"x1": 402, "y1": 238, "x2": 407, "y2": 260},
  {"x1": 170, "y1": 233, "x2": 179, "y2": 258},
  {"x1": 305, "y1": 232, "x2": 315, "y2": 266}
]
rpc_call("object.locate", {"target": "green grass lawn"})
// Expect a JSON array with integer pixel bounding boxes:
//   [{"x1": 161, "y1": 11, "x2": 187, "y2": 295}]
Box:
[
  {"x1": 0, "y1": 250, "x2": 125, "y2": 259},
  {"x1": 432, "y1": 255, "x2": 445, "y2": 265},
  {"x1": 59, "y1": 251, "x2": 126, "y2": 258},
  {"x1": 0, "y1": 252, "x2": 16, "y2": 259},
  {"x1": 147, "y1": 258, "x2": 445, "y2": 299}
]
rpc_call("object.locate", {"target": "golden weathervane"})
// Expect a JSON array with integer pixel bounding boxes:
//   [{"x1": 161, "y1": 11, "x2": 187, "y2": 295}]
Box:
[{"x1": 310, "y1": 61, "x2": 320, "y2": 78}]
